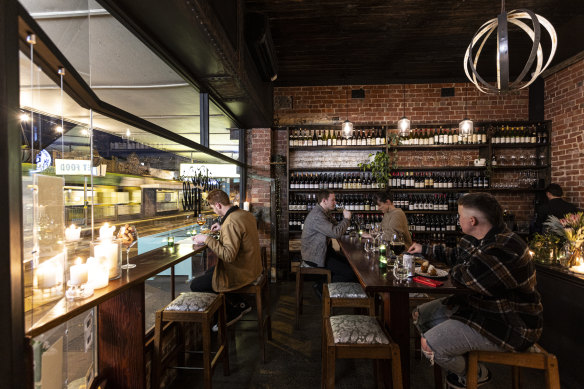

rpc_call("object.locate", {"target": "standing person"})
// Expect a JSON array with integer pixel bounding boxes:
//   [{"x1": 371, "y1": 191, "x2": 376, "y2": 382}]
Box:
[
  {"x1": 534, "y1": 183, "x2": 579, "y2": 233},
  {"x1": 191, "y1": 189, "x2": 262, "y2": 326},
  {"x1": 366, "y1": 190, "x2": 412, "y2": 248},
  {"x1": 407, "y1": 192, "x2": 543, "y2": 388},
  {"x1": 301, "y1": 189, "x2": 356, "y2": 297}
]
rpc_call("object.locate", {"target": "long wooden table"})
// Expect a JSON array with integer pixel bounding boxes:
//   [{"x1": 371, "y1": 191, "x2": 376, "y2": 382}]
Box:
[{"x1": 338, "y1": 236, "x2": 469, "y2": 389}]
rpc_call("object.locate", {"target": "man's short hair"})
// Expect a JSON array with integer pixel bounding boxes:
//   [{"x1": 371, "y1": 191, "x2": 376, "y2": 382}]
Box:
[
  {"x1": 317, "y1": 189, "x2": 334, "y2": 203},
  {"x1": 207, "y1": 189, "x2": 231, "y2": 206},
  {"x1": 545, "y1": 183, "x2": 563, "y2": 197},
  {"x1": 457, "y1": 192, "x2": 504, "y2": 228},
  {"x1": 374, "y1": 190, "x2": 393, "y2": 204}
]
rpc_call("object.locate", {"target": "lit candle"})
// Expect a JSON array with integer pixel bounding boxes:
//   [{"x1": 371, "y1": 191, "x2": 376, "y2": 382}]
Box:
[
  {"x1": 94, "y1": 240, "x2": 119, "y2": 279},
  {"x1": 65, "y1": 224, "x2": 81, "y2": 241},
  {"x1": 86, "y1": 257, "x2": 109, "y2": 289},
  {"x1": 167, "y1": 236, "x2": 174, "y2": 247},
  {"x1": 36, "y1": 262, "x2": 58, "y2": 289},
  {"x1": 99, "y1": 223, "x2": 116, "y2": 239},
  {"x1": 69, "y1": 258, "x2": 88, "y2": 286},
  {"x1": 379, "y1": 244, "x2": 387, "y2": 256},
  {"x1": 359, "y1": 229, "x2": 364, "y2": 237}
]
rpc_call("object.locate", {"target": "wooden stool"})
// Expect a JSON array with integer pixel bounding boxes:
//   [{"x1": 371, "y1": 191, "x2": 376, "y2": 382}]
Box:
[
  {"x1": 228, "y1": 247, "x2": 272, "y2": 362},
  {"x1": 153, "y1": 292, "x2": 229, "y2": 389},
  {"x1": 322, "y1": 314, "x2": 403, "y2": 389},
  {"x1": 323, "y1": 282, "x2": 375, "y2": 318},
  {"x1": 295, "y1": 261, "x2": 331, "y2": 329},
  {"x1": 465, "y1": 344, "x2": 560, "y2": 389}
]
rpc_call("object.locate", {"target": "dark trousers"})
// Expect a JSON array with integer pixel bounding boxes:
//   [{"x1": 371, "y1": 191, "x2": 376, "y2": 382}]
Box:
[
  {"x1": 189, "y1": 266, "x2": 244, "y2": 307},
  {"x1": 324, "y1": 245, "x2": 357, "y2": 283}
]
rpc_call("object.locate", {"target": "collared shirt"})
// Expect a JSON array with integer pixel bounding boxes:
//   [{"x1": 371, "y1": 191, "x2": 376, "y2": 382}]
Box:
[{"x1": 422, "y1": 226, "x2": 543, "y2": 351}]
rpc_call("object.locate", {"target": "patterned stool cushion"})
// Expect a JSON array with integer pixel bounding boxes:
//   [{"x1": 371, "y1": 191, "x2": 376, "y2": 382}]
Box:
[
  {"x1": 329, "y1": 315, "x2": 389, "y2": 345},
  {"x1": 328, "y1": 282, "x2": 367, "y2": 298},
  {"x1": 164, "y1": 292, "x2": 219, "y2": 312}
]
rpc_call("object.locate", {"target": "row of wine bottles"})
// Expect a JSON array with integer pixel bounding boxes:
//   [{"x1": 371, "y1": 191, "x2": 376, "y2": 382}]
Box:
[
  {"x1": 289, "y1": 128, "x2": 387, "y2": 147},
  {"x1": 393, "y1": 193, "x2": 460, "y2": 211},
  {"x1": 290, "y1": 172, "x2": 380, "y2": 190},
  {"x1": 490, "y1": 124, "x2": 548, "y2": 144},
  {"x1": 289, "y1": 193, "x2": 381, "y2": 212},
  {"x1": 289, "y1": 212, "x2": 385, "y2": 232},
  {"x1": 400, "y1": 127, "x2": 487, "y2": 145},
  {"x1": 412, "y1": 233, "x2": 457, "y2": 248},
  {"x1": 407, "y1": 214, "x2": 459, "y2": 233},
  {"x1": 387, "y1": 171, "x2": 489, "y2": 189}
]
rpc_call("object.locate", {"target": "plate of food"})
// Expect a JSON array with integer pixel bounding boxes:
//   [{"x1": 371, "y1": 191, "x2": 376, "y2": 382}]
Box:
[{"x1": 415, "y1": 261, "x2": 449, "y2": 279}]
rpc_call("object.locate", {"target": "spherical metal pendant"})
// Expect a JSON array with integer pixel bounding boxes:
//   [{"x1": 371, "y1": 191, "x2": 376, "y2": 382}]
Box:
[{"x1": 464, "y1": 9, "x2": 557, "y2": 94}]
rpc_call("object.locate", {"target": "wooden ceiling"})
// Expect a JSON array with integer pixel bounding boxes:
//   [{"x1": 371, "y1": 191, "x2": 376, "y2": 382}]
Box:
[{"x1": 245, "y1": 0, "x2": 584, "y2": 86}]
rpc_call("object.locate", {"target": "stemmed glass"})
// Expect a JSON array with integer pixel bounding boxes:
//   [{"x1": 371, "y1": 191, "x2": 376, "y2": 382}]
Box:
[
  {"x1": 197, "y1": 213, "x2": 206, "y2": 232},
  {"x1": 119, "y1": 225, "x2": 138, "y2": 270},
  {"x1": 389, "y1": 232, "x2": 406, "y2": 258},
  {"x1": 363, "y1": 239, "x2": 374, "y2": 259}
]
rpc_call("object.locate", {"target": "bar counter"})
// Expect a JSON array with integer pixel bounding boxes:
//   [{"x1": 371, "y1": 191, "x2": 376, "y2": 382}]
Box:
[
  {"x1": 26, "y1": 242, "x2": 206, "y2": 389},
  {"x1": 338, "y1": 236, "x2": 469, "y2": 389}
]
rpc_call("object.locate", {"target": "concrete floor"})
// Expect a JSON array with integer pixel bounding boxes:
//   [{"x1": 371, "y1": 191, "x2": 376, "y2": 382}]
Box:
[{"x1": 168, "y1": 280, "x2": 549, "y2": 389}]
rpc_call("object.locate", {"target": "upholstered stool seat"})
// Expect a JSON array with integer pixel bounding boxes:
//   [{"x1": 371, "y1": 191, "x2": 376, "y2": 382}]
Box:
[
  {"x1": 322, "y1": 313, "x2": 403, "y2": 389},
  {"x1": 327, "y1": 282, "x2": 367, "y2": 299},
  {"x1": 295, "y1": 260, "x2": 331, "y2": 329},
  {"x1": 153, "y1": 292, "x2": 229, "y2": 389},
  {"x1": 329, "y1": 315, "x2": 389, "y2": 344}
]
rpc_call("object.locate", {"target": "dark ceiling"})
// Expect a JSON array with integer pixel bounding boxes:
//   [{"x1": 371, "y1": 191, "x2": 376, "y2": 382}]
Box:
[{"x1": 245, "y1": 0, "x2": 584, "y2": 86}]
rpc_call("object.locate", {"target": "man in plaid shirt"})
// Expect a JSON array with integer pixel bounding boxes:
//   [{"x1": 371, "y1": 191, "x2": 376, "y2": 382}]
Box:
[{"x1": 408, "y1": 192, "x2": 543, "y2": 388}]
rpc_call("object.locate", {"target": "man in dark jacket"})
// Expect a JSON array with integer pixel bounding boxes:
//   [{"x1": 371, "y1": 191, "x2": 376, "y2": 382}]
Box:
[
  {"x1": 534, "y1": 183, "x2": 579, "y2": 232},
  {"x1": 408, "y1": 192, "x2": 543, "y2": 388}
]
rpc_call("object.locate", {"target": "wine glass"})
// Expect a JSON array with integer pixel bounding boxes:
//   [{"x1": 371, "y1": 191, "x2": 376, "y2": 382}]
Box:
[
  {"x1": 363, "y1": 239, "x2": 374, "y2": 259},
  {"x1": 389, "y1": 232, "x2": 406, "y2": 257},
  {"x1": 120, "y1": 225, "x2": 138, "y2": 270},
  {"x1": 196, "y1": 213, "x2": 206, "y2": 232}
]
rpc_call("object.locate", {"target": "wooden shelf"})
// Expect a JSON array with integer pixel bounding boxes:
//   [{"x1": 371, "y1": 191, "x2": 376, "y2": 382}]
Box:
[
  {"x1": 393, "y1": 144, "x2": 486, "y2": 150},
  {"x1": 289, "y1": 167, "x2": 364, "y2": 172},
  {"x1": 492, "y1": 143, "x2": 547, "y2": 148},
  {"x1": 289, "y1": 145, "x2": 385, "y2": 151}
]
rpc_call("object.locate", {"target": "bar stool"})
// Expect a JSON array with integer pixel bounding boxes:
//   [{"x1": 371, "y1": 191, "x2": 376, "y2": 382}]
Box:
[
  {"x1": 465, "y1": 344, "x2": 560, "y2": 389},
  {"x1": 323, "y1": 282, "x2": 375, "y2": 318},
  {"x1": 228, "y1": 247, "x2": 272, "y2": 362},
  {"x1": 322, "y1": 313, "x2": 403, "y2": 389},
  {"x1": 153, "y1": 292, "x2": 229, "y2": 389},
  {"x1": 295, "y1": 261, "x2": 331, "y2": 329}
]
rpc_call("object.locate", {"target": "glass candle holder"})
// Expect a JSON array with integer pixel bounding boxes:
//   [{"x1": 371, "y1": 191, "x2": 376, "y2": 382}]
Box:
[
  {"x1": 167, "y1": 236, "x2": 174, "y2": 247},
  {"x1": 33, "y1": 251, "x2": 66, "y2": 304},
  {"x1": 90, "y1": 238, "x2": 122, "y2": 280}
]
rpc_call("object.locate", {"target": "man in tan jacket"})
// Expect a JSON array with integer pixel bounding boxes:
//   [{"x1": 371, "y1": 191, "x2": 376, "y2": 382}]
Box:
[{"x1": 192, "y1": 189, "x2": 262, "y2": 326}]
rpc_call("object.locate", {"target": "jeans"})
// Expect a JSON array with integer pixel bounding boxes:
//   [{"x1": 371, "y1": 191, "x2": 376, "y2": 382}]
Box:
[
  {"x1": 413, "y1": 297, "x2": 505, "y2": 376},
  {"x1": 324, "y1": 245, "x2": 357, "y2": 283},
  {"x1": 190, "y1": 266, "x2": 244, "y2": 307}
]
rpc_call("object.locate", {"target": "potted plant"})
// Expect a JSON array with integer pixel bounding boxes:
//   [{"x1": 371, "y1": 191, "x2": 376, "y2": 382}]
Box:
[{"x1": 359, "y1": 134, "x2": 399, "y2": 188}]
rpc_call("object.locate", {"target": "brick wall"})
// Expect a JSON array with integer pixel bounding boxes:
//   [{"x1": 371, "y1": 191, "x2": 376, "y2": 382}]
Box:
[
  {"x1": 246, "y1": 128, "x2": 272, "y2": 257},
  {"x1": 274, "y1": 83, "x2": 529, "y2": 126},
  {"x1": 544, "y1": 58, "x2": 584, "y2": 208}
]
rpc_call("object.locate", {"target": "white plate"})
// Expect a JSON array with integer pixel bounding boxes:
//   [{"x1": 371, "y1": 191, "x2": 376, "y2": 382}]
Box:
[{"x1": 415, "y1": 266, "x2": 449, "y2": 279}]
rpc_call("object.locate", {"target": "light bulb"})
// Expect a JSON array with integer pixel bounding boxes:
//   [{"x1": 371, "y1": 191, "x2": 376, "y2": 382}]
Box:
[{"x1": 342, "y1": 120, "x2": 353, "y2": 138}]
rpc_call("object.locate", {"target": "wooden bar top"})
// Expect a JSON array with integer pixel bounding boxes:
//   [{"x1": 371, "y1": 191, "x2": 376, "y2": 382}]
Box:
[
  {"x1": 337, "y1": 236, "x2": 468, "y2": 294},
  {"x1": 26, "y1": 242, "x2": 205, "y2": 338}
]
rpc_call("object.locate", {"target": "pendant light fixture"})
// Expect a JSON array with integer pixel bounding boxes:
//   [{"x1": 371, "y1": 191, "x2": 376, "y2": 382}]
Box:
[
  {"x1": 341, "y1": 87, "x2": 353, "y2": 138},
  {"x1": 397, "y1": 84, "x2": 410, "y2": 137},
  {"x1": 459, "y1": 86, "x2": 474, "y2": 137},
  {"x1": 464, "y1": 0, "x2": 557, "y2": 94}
]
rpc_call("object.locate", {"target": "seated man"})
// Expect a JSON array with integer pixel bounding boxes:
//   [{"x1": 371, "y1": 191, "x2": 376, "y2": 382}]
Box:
[
  {"x1": 408, "y1": 192, "x2": 543, "y2": 388},
  {"x1": 534, "y1": 183, "x2": 579, "y2": 233},
  {"x1": 191, "y1": 189, "x2": 262, "y2": 326},
  {"x1": 301, "y1": 189, "x2": 356, "y2": 296}
]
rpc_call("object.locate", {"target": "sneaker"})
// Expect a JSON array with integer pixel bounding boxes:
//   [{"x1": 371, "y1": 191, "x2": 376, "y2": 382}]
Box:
[
  {"x1": 446, "y1": 364, "x2": 491, "y2": 389},
  {"x1": 211, "y1": 302, "x2": 252, "y2": 332}
]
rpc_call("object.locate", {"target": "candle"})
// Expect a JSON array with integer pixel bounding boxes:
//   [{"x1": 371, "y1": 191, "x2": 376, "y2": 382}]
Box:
[
  {"x1": 94, "y1": 240, "x2": 120, "y2": 279},
  {"x1": 36, "y1": 262, "x2": 58, "y2": 289},
  {"x1": 359, "y1": 229, "x2": 364, "y2": 237},
  {"x1": 167, "y1": 236, "x2": 174, "y2": 247},
  {"x1": 243, "y1": 201, "x2": 250, "y2": 211},
  {"x1": 86, "y1": 257, "x2": 109, "y2": 289},
  {"x1": 65, "y1": 224, "x2": 81, "y2": 241},
  {"x1": 69, "y1": 258, "x2": 88, "y2": 286},
  {"x1": 379, "y1": 244, "x2": 387, "y2": 256},
  {"x1": 99, "y1": 223, "x2": 116, "y2": 239}
]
